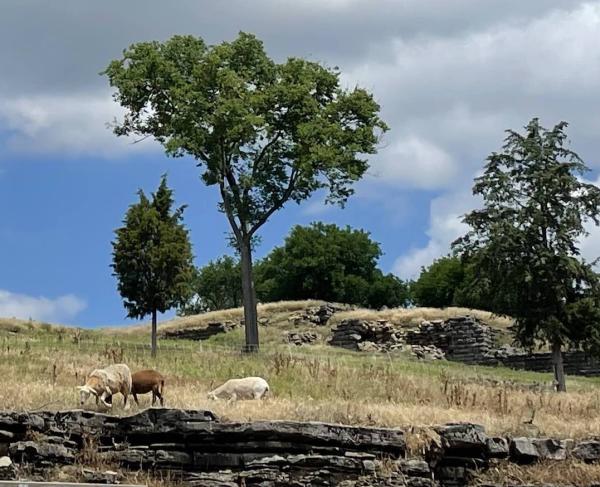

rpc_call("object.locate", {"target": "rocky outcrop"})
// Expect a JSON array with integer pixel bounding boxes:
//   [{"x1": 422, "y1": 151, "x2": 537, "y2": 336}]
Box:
[
  {"x1": 328, "y1": 319, "x2": 404, "y2": 351},
  {"x1": 283, "y1": 330, "x2": 320, "y2": 346},
  {"x1": 161, "y1": 321, "x2": 239, "y2": 340},
  {"x1": 0, "y1": 409, "x2": 408, "y2": 486},
  {"x1": 405, "y1": 317, "x2": 498, "y2": 364},
  {"x1": 1, "y1": 409, "x2": 600, "y2": 485},
  {"x1": 288, "y1": 303, "x2": 351, "y2": 327}
]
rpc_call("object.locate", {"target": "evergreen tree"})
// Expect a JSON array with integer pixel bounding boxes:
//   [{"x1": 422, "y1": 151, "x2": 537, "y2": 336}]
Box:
[
  {"x1": 454, "y1": 119, "x2": 600, "y2": 392},
  {"x1": 112, "y1": 175, "x2": 194, "y2": 357}
]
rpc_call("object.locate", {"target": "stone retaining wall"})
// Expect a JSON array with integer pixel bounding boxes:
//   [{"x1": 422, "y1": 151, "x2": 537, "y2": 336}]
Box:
[
  {"x1": 329, "y1": 315, "x2": 600, "y2": 377},
  {"x1": 483, "y1": 350, "x2": 600, "y2": 377},
  {"x1": 1, "y1": 409, "x2": 600, "y2": 486},
  {"x1": 405, "y1": 316, "x2": 498, "y2": 364},
  {"x1": 160, "y1": 321, "x2": 238, "y2": 341}
]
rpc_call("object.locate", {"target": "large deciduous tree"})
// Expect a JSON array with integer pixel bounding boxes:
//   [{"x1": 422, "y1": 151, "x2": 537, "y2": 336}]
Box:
[
  {"x1": 104, "y1": 33, "x2": 387, "y2": 351},
  {"x1": 453, "y1": 118, "x2": 600, "y2": 392},
  {"x1": 255, "y1": 222, "x2": 410, "y2": 308},
  {"x1": 411, "y1": 256, "x2": 477, "y2": 308},
  {"x1": 112, "y1": 176, "x2": 194, "y2": 357},
  {"x1": 179, "y1": 255, "x2": 242, "y2": 315}
]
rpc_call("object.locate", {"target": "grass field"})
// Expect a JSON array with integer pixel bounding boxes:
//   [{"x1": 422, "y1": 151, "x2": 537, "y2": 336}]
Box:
[{"x1": 1, "y1": 301, "x2": 599, "y2": 445}]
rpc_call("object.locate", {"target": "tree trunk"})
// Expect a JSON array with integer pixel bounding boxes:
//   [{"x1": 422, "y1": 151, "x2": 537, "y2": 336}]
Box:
[
  {"x1": 240, "y1": 238, "x2": 259, "y2": 352},
  {"x1": 151, "y1": 308, "x2": 157, "y2": 358},
  {"x1": 551, "y1": 342, "x2": 566, "y2": 392}
]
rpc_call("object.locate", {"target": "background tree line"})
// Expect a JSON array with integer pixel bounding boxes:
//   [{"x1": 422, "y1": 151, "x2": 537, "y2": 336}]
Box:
[{"x1": 178, "y1": 222, "x2": 411, "y2": 315}]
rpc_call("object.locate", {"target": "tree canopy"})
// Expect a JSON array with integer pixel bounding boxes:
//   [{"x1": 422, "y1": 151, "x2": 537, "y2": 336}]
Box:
[
  {"x1": 179, "y1": 255, "x2": 242, "y2": 314},
  {"x1": 411, "y1": 256, "x2": 469, "y2": 308},
  {"x1": 255, "y1": 222, "x2": 410, "y2": 308},
  {"x1": 453, "y1": 118, "x2": 600, "y2": 391},
  {"x1": 112, "y1": 175, "x2": 194, "y2": 356},
  {"x1": 105, "y1": 32, "x2": 387, "y2": 350}
]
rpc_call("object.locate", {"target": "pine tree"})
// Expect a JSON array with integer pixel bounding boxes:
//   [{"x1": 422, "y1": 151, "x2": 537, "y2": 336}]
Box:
[{"x1": 112, "y1": 175, "x2": 194, "y2": 357}]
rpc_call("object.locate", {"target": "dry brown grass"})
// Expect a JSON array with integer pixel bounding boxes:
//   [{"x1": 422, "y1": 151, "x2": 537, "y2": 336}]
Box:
[
  {"x1": 1, "y1": 338, "x2": 600, "y2": 440},
  {"x1": 478, "y1": 459, "x2": 600, "y2": 485},
  {"x1": 330, "y1": 306, "x2": 514, "y2": 329},
  {"x1": 0, "y1": 317, "x2": 74, "y2": 334},
  {"x1": 104, "y1": 302, "x2": 515, "y2": 349},
  {"x1": 107, "y1": 300, "x2": 328, "y2": 335}
]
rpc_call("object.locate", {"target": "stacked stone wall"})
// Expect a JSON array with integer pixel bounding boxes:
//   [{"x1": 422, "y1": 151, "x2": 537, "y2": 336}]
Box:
[{"x1": 1, "y1": 409, "x2": 600, "y2": 486}]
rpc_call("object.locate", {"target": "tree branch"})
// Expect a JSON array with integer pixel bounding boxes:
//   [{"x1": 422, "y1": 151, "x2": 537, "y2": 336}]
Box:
[
  {"x1": 219, "y1": 178, "x2": 242, "y2": 242},
  {"x1": 249, "y1": 168, "x2": 298, "y2": 236},
  {"x1": 253, "y1": 132, "x2": 281, "y2": 178}
]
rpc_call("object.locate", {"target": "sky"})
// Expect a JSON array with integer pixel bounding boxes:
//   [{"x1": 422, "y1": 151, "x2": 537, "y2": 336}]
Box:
[{"x1": 1, "y1": 0, "x2": 600, "y2": 326}]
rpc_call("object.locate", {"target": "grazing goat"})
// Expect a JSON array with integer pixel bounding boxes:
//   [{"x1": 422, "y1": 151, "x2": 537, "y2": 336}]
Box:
[
  {"x1": 131, "y1": 369, "x2": 165, "y2": 407},
  {"x1": 207, "y1": 377, "x2": 270, "y2": 401},
  {"x1": 78, "y1": 363, "x2": 132, "y2": 409}
]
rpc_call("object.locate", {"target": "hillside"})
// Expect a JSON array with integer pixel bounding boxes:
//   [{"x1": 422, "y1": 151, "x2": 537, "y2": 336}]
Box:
[{"x1": 0, "y1": 301, "x2": 599, "y2": 449}]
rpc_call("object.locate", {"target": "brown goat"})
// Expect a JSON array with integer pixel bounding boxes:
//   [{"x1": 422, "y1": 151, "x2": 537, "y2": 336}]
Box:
[{"x1": 131, "y1": 369, "x2": 165, "y2": 407}]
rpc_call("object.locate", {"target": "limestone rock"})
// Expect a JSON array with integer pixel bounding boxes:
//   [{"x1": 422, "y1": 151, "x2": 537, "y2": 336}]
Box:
[
  {"x1": 283, "y1": 330, "x2": 320, "y2": 346},
  {"x1": 486, "y1": 437, "x2": 509, "y2": 458},
  {"x1": 9, "y1": 440, "x2": 75, "y2": 465},
  {"x1": 572, "y1": 440, "x2": 600, "y2": 463},
  {"x1": 0, "y1": 456, "x2": 15, "y2": 480}
]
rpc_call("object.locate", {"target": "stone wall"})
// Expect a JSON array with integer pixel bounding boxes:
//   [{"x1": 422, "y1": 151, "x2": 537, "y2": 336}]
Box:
[
  {"x1": 405, "y1": 316, "x2": 498, "y2": 364},
  {"x1": 484, "y1": 350, "x2": 600, "y2": 377},
  {"x1": 328, "y1": 319, "x2": 403, "y2": 351},
  {"x1": 161, "y1": 321, "x2": 238, "y2": 341},
  {"x1": 1, "y1": 409, "x2": 599, "y2": 486},
  {"x1": 329, "y1": 315, "x2": 600, "y2": 377}
]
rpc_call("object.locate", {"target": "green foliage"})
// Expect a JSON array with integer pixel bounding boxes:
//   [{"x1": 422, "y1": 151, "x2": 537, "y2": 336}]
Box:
[
  {"x1": 104, "y1": 33, "x2": 387, "y2": 231},
  {"x1": 453, "y1": 118, "x2": 600, "y2": 354},
  {"x1": 112, "y1": 176, "x2": 194, "y2": 319},
  {"x1": 255, "y1": 222, "x2": 410, "y2": 308},
  {"x1": 411, "y1": 255, "x2": 477, "y2": 308},
  {"x1": 104, "y1": 32, "x2": 388, "y2": 347},
  {"x1": 179, "y1": 256, "x2": 242, "y2": 315}
]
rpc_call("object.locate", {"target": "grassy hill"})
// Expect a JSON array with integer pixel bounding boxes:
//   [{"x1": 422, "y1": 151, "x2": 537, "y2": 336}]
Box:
[{"x1": 0, "y1": 301, "x2": 599, "y2": 446}]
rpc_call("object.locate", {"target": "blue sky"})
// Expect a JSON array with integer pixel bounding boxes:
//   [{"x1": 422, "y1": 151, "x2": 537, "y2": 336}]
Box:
[
  {"x1": 1, "y1": 0, "x2": 600, "y2": 326},
  {"x1": 0, "y1": 153, "x2": 433, "y2": 326}
]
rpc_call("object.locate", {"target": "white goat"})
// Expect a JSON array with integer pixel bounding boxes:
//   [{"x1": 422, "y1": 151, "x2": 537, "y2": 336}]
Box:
[
  {"x1": 78, "y1": 363, "x2": 132, "y2": 409},
  {"x1": 207, "y1": 377, "x2": 270, "y2": 402}
]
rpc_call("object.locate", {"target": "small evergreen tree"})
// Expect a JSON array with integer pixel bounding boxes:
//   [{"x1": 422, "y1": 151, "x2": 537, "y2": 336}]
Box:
[{"x1": 112, "y1": 175, "x2": 194, "y2": 357}]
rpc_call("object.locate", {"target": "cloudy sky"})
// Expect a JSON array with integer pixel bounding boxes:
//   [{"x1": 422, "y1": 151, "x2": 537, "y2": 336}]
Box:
[{"x1": 1, "y1": 0, "x2": 599, "y2": 326}]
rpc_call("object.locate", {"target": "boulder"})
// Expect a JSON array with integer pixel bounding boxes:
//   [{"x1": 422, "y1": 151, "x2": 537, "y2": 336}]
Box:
[
  {"x1": 436, "y1": 423, "x2": 488, "y2": 451},
  {"x1": 0, "y1": 456, "x2": 15, "y2": 481},
  {"x1": 9, "y1": 440, "x2": 75, "y2": 465},
  {"x1": 283, "y1": 331, "x2": 320, "y2": 346},
  {"x1": 486, "y1": 437, "x2": 509, "y2": 458},
  {"x1": 572, "y1": 440, "x2": 600, "y2": 463}
]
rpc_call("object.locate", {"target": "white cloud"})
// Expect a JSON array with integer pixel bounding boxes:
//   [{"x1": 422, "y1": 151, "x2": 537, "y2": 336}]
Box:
[
  {"x1": 344, "y1": 2, "x2": 600, "y2": 191},
  {"x1": 0, "y1": 93, "x2": 157, "y2": 157},
  {"x1": 369, "y1": 136, "x2": 457, "y2": 189},
  {"x1": 393, "y1": 186, "x2": 478, "y2": 279},
  {"x1": 0, "y1": 290, "x2": 86, "y2": 323}
]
